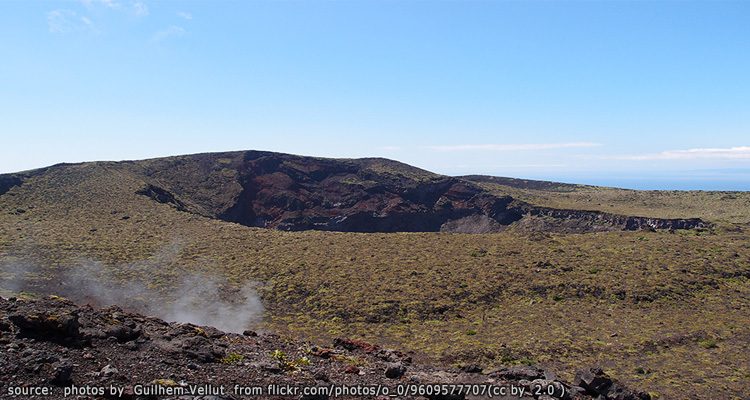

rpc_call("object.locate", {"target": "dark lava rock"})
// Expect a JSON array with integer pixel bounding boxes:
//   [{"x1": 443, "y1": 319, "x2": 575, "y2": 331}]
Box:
[
  {"x1": 181, "y1": 336, "x2": 224, "y2": 362},
  {"x1": 105, "y1": 324, "x2": 142, "y2": 342},
  {"x1": 527, "y1": 207, "x2": 706, "y2": 233},
  {"x1": 0, "y1": 320, "x2": 11, "y2": 332},
  {"x1": 256, "y1": 361, "x2": 283, "y2": 374},
  {"x1": 8, "y1": 311, "x2": 81, "y2": 344},
  {"x1": 199, "y1": 325, "x2": 226, "y2": 339},
  {"x1": 385, "y1": 362, "x2": 407, "y2": 379},
  {"x1": 375, "y1": 348, "x2": 411, "y2": 364},
  {"x1": 22, "y1": 351, "x2": 59, "y2": 366},
  {"x1": 574, "y1": 367, "x2": 614, "y2": 395},
  {"x1": 607, "y1": 382, "x2": 652, "y2": 400},
  {"x1": 135, "y1": 184, "x2": 186, "y2": 211},
  {"x1": 313, "y1": 370, "x2": 330, "y2": 382},
  {"x1": 343, "y1": 365, "x2": 360, "y2": 374},
  {"x1": 310, "y1": 346, "x2": 335, "y2": 359},
  {"x1": 0, "y1": 296, "x2": 649, "y2": 400},
  {"x1": 574, "y1": 367, "x2": 651, "y2": 400},
  {"x1": 333, "y1": 337, "x2": 380, "y2": 353},
  {"x1": 459, "y1": 364, "x2": 483, "y2": 374},
  {"x1": 100, "y1": 364, "x2": 119, "y2": 377},
  {"x1": 124, "y1": 341, "x2": 138, "y2": 351},
  {"x1": 49, "y1": 362, "x2": 73, "y2": 386}
]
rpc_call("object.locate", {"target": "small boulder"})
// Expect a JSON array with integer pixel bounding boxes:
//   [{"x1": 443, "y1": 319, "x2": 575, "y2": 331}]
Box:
[
  {"x1": 460, "y1": 364, "x2": 483, "y2": 374},
  {"x1": 313, "y1": 370, "x2": 330, "y2": 382},
  {"x1": 100, "y1": 364, "x2": 119, "y2": 377},
  {"x1": 0, "y1": 320, "x2": 11, "y2": 332},
  {"x1": 376, "y1": 348, "x2": 411, "y2": 364},
  {"x1": 49, "y1": 362, "x2": 73, "y2": 386},
  {"x1": 385, "y1": 362, "x2": 407, "y2": 379},
  {"x1": 343, "y1": 365, "x2": 360, "y2": 374},
  {"x1": 180, "y1": 336, "x2": 224, "y2": 363},
  {"x1": 573, "y1": 367, "x2": 613, "y2": 395},
  {"x1": 310, "y1": 347, "x2": 335, "y2": 359},
  {"x1": 9, "y1": 312, "x2": 81, "y2": 344},
  {"x1": 256, "y1": 361, "x2": 282, "y2": 374},
  {"x1": 573, "y1": 367, "x2": 650, "y2": 399},
  {"x1": 606, "y1": 382, "x2": 652, "y2": 400},
  {"x1": 333, "y1": 337, "x2": 379, "y2": 353},
  {"x1": 105, "y1": 324, "x2": 141, "y2": 343}
]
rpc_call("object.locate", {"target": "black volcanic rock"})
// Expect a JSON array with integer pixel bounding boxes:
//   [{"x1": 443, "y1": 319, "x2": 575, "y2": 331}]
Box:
[
  {"x1": 574, "y1": 367, "x2": 651, "y2": 400},
  {"x1": 0, "y1": 296, "x2": 648, "y2": 400},
  {"x1": 524, "y1": 206, "x2": 707, "y2": 232},
  {"x1": 384, "y1": 362, "x2": 407, "y2": 379},
  {"x1": 8, "y1": 310, "x2": 82, "y2": 345},
  {"x1": 135, "y1": 184, "x2": 187, "y2": 211}
]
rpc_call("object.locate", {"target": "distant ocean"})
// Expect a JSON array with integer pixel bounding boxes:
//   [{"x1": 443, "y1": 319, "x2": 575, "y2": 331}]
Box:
[
  {"x1": 565, "y1": 178, "x2": 750, "y2": 191},
  {"x1": 520, "y1": 170, "x2": 750, "y2": 191}
]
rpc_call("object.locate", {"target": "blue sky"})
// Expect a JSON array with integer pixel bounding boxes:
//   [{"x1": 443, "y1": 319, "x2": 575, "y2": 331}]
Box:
[{"x1": 1, "y1": 1, "x2": 749, "y2": 189}]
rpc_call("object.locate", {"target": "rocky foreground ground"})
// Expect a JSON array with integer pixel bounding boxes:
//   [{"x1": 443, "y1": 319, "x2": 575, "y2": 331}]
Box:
[{"x1": 0, "y1": 296, "x2": 649, "y2": 400}]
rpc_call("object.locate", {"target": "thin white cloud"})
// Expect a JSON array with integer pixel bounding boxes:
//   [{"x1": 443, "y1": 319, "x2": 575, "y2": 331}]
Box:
[
  {"x1": 47, "y1": 9, "x2": 96, "y2": 34},
  {"x1": 427, "y1": 142, "x2": 602, "y2": 152},
  {"x1": 79, "y1": 0, "x2": 147, "y2": 16},
  {"x1": 499, "y1": 163, "x2": 568, "y2": 168},
  {"x1": 47, "y1": 9, "x2": 74, "y2": 33},
  {"x1": 80, "y1": 0, "x2": 121, "y2": 9},
  {"x1": 152, "y1": 25, "x2": 186, "y2": 42},
  {"x1": 607, "y1": 146, "x2": 750, "y2": 161},
  {"x1": 133, "y1": 1, "x2": 149, "y2": 16},
  {"x1": 452, "y1": 163, "x2": 567, "y2": 169},
  {"x1": 177, "y1": 11, "x2": 193, "y2": 20}
]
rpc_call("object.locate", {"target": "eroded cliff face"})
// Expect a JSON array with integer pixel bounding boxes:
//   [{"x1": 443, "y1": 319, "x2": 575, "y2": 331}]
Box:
[
  {"x1": 192, "y1": 151, "x2": 705, "y2": 233},
  {"x1": 212, "y1": 151, "x2": 526, "y2": 232}
]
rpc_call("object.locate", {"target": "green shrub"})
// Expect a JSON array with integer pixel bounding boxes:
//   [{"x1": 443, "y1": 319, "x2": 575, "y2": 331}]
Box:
[
  {"x1": 698, "y1": 338, "x2": 718, "y2": 349},
  {"x1": 221, "y1": 352, "x2": 244, "y2": 364}
]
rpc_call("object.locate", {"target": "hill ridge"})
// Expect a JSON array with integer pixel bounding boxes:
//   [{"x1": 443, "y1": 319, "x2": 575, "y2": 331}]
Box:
[{"x1": 0, "y1": 150, "x2": 707, "y2": 233}]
